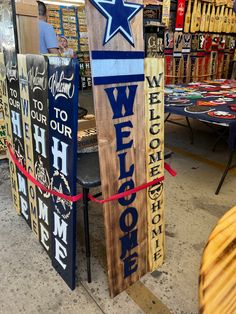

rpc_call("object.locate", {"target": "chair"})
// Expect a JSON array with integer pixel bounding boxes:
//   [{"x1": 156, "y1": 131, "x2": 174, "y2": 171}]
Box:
[
  {"x1": 77, "y1": 152, "x2": 101, "y2": 283},
  {"x1": 77, "y1": 150, "x2": 173, "y2": 283}
]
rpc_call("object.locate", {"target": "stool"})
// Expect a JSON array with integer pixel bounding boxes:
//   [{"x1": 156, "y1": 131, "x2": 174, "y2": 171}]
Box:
[
  {"x1": 77, "y1": 150, "x2": 173, "y2": 283},
  {"x1": 77, "y1": 152, "x2": 101, "y2": 283}
]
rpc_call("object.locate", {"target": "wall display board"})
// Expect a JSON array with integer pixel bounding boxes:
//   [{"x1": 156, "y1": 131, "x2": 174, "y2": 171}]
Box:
[
  {"x1": 1, "y1": 51, "x2": 79, "y2": 290},
  {"x1": 163, "y1": 0, "x2": 236, "y2": 84},
  {"x1": 86, "y1": 0, "x2": 148, "y2": 298},
  {"x1": 47, "y1": 4, "x2": 92, "y2": 90},
  {"x1": 47, "y1": 5, "x2": 79, "y2": 52},
  {"x1": 164, "y1": 31, "x2": 236, "y2": 84},
  {"x1": 144, "y1": 58, "x2": 165, "y2": 271}
]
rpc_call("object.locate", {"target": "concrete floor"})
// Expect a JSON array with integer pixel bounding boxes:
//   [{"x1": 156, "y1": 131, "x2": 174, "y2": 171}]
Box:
[{"x1": 1, "y1": 91, "x2": 236, "y2": 313}]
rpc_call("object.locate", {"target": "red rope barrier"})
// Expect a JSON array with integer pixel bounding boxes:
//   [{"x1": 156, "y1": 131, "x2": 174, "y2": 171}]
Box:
[{"x1": 7, "y1": 142, "x2": 176, "y2": 204}]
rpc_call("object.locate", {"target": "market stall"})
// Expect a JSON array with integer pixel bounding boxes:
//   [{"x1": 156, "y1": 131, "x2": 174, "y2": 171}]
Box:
[{"x1": 0, "y1": 0, "x2": 235, "y2": 306}]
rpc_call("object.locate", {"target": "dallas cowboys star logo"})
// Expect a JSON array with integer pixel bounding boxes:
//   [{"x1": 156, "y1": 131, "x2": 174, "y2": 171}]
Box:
[{"x1": 90, "y1": 0, "x2": 143, "y2": 46}]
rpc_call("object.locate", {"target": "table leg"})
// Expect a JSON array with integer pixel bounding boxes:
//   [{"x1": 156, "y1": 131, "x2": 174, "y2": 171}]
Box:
[
  {"x1": 215, "y1": 150, "x2": 234, "y2": 195},
  {"x1": 83, "y1": 187, "x2": 92, "y2": 283},
  {"x1": 186, "y1": 117, "x2": 194, "y2": 144},
  {"x1": 164, "y1": 113, "x2": 171, "y2": 122}
]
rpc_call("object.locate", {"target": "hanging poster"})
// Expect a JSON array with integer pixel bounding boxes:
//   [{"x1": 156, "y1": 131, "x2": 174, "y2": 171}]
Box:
[
  {"x1": 48, "y1": 56, "x2": 79, "y2": 290},
  {"x1": 144, "y1": 58, "x2": 165, "y2": 271},
  {"x1": 4, "y1": 50, "x2": 31, "y2": 225},
  {"x1": 86, "y1": 0, "x2": 148, "y2": 297}
]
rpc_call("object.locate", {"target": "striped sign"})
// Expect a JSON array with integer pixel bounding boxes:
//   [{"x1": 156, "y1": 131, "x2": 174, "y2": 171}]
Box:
[
  {"x1": 86, "y1": 0, "x2": 148, "y2": 298},
  {"x1": 91, "y1": 51, "x2": 144, "y2": 85}
]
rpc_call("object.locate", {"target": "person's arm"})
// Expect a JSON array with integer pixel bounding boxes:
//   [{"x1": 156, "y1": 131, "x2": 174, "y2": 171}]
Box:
[
  {"x1": 45, "y1": 24, "x2": 59, "y2": 54},
  {"x1": 48, "y1": 47, "x2": 60, "y2": 54}
]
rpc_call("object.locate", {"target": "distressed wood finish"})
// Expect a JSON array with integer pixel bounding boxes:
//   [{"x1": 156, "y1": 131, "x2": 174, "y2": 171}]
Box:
[
  {"x1": 144, "y1": 58, "x2": 164, "y2": 272},
  {"x1": 0, "y1": 53, "x2": 20, "y2": 213},
  {"x1": 17, "y1": 54, "x2": 39, "y2": 237},
  {"x1": 199, "y1": 205, "x2": 236, "y2": 314},
  {"x1": 86, "y1": 0, "x2": 147, "y2": 297}
]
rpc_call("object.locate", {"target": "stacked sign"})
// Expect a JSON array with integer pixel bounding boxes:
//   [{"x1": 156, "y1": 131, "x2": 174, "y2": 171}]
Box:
[
  {"x1": 0, "y1": 52, "x2": 79, "y2": 290},
  {"x1": 0, "y1": 65, "x2": 7, "y2": 159},
  {"x1": 86, "y1": 0, "x2": 165, "y2": 297}
]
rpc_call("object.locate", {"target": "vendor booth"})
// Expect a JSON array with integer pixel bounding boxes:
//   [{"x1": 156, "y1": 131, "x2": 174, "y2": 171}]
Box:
[{"x1": 0, "y1": 0, "x2": 235, "y2": 308}]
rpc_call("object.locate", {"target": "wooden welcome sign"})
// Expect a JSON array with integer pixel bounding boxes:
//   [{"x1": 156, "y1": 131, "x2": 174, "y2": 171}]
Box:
[
  {"x1": 1, "y1": 52, "x2": 79, "y2": 290},
  {"x1": 144, "y1": 58, "x2": 164, "y2": 272},
  {"x1": 86, "y1": 0, "x2": 148, "y2": 297},
  {"x1": 48, "y1": 56, "x2": 79, "y2": 290},
  {"x1": 0, "y1": 52, "x2": 20, "y2": 213}
]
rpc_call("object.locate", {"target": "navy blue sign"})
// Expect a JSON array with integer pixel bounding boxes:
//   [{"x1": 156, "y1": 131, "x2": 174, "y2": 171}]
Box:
[
  {"x1": 48, "y1": 57, "x2": 79, "y2": 290},
  {"x1": 26, "y1": 55, "x2": 52, "y2": 254},
  {"x1": 4, "y1": 50, "x2": 31, "y2": 227}
]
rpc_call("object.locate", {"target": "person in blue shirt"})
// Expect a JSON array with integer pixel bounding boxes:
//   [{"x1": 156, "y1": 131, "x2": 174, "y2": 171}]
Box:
[{"x1": 37, "y1": 1, "x2": 59, "y2": 54}]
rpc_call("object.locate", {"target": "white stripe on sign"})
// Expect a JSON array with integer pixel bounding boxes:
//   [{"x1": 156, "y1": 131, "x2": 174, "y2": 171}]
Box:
[{"x1": 92, "y1": 58, "x2": 144, "y2": 78}]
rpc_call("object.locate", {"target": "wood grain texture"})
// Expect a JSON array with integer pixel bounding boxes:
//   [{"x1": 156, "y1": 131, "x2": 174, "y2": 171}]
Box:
[
  {"x1": 190, "y1": 0, "x2": 198, "y2": 33},
  {"x1": 16, "y1": 16, "x2": 39, "y2": 54},
  {"x1": 0, "y1": 53, "x2": 20, "y2": 214},
  {"x1": 184, "y1": 0, "x2": 192, "y2": 33},
  {"x1": 86, "y1": 0, "x2": 147, "y2": 298},
  {"x1": 144, "y1": 58, "x2": 164, "y2": 272},
  {"x1": 199, "y1": 205, "x2": 236, "y2": 314},
  {"x1": 17, "y1": 54, "x2": 39, "y2": 237},
  {"x1": 162, "y1": 0, "x2": 171, "y2": 27}
]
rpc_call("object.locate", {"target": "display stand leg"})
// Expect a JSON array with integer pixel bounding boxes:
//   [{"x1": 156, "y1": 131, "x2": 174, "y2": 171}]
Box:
[
  {"x1": 83, "y1": 187, "x2": 91, "y2": 283},
  {"x1": 215, "y1": 150, "x2": 234, "y2": 195}
]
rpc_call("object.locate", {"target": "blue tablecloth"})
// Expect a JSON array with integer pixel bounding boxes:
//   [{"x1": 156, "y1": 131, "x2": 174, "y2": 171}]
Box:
[{"x1": 165, "y1": 81, "x2": 236, "y2": 150}]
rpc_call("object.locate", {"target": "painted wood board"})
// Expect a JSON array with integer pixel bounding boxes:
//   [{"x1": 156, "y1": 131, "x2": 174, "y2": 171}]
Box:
[
  {"x1": 86, "y1": 0, "x2": 148, "y2": 298},
  {"x1": 26, "y1": 54, "x2": 52, "y2": 251},
  {"x1": 17, "y1": 54, "x2": 39, "y2": 237},
  {"x1": 4, "y1": 50, "x2": 32, "y2": 227},
  {"x1": 144, "y1": 58, "x2": 165, "y2": 272},
  {"x1": 0, "y1": 52, "x2": 20, "y2": 214},
  {"x1": 48, "y1": 56, "x2": 79, "y2": 290}
]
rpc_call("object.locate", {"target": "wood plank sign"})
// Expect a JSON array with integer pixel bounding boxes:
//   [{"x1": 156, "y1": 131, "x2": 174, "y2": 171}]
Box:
[
  {"x1": 1, "y1": 52, "x2": 79, "y2": 290},
  {"x1": 0, "y1": 53, "x2": 20, "y2": 211},
  {"x1": 18, "y1": 54, "x2": 39, "y2": 238},
  {"x1": 0, "y1": 74, "x2": 7, "y2": 158},
  {"x1": 86, "y1": 0, "x2": 148, "y2": 297},
  {"x1": 4, "y1": 50, "x2": 31, "y2": 222},
  {"x1": 144, "y1": 58, "x2": 164, "y2": 271},
  {"x1": 47, "y1": 56, "x2": 79, "y2": 290}
]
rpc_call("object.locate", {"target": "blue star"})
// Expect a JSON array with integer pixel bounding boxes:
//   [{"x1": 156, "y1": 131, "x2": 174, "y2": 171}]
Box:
[{"x1": 90, "y1": 0, "x2": 143, "y2": 46}]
